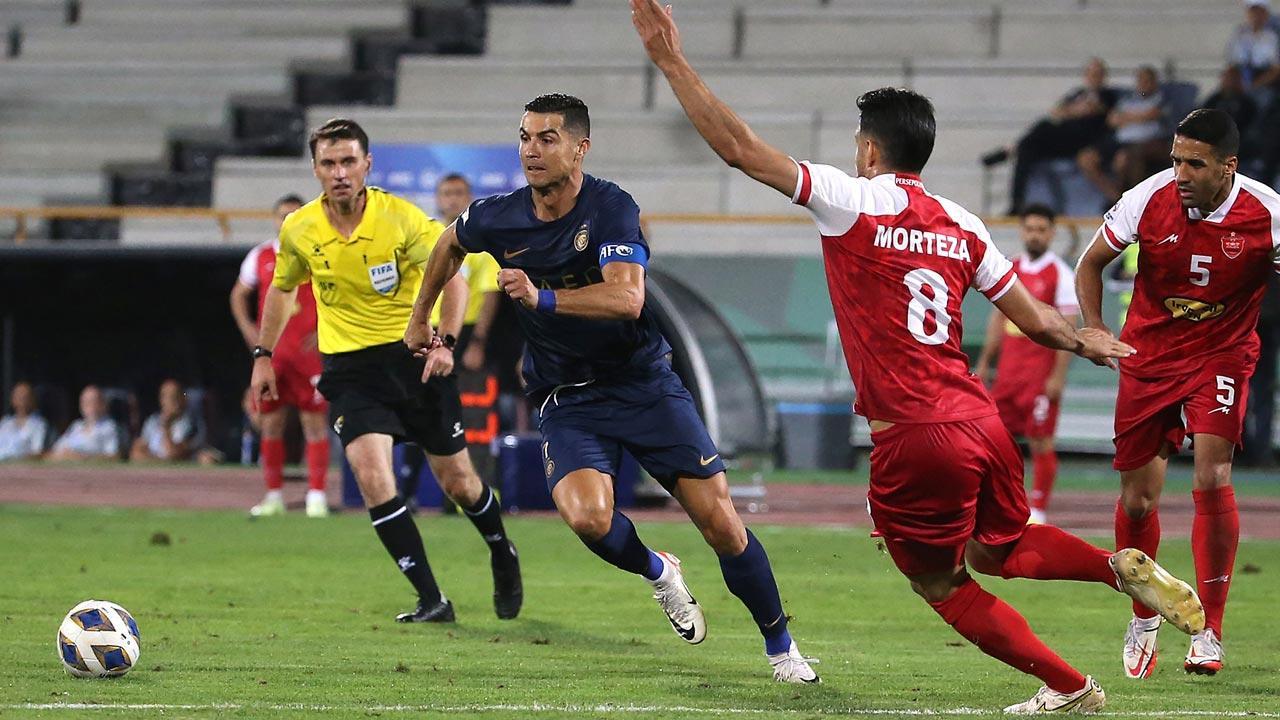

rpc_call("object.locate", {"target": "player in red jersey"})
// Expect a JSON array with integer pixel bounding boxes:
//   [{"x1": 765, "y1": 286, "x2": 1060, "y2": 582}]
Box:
[
  {"x1": 231, "y1": 194, "x2": 331, "y2": 518},
  {"x1": 975, "y1": 205, "x2": 1078, "y2": 525},
  {"x1": 633, "y1": 1, "x2": 1204, "y2": 711},
  {"x1": 1077, "y1": 109, "x2": 1280, "y2": 679}
]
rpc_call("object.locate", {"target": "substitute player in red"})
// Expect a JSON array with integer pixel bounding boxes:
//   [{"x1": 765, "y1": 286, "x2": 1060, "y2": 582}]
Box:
[
  {"x1": 974, "y1": 205, "x2": 1078, "y2": 525},
  {"x1": 633, "y1": 1, "x2": 1204, "y2": 712},
  {"x1": 231, "y1": 194, "x2": 330, "y2": 518},
  {"x1": 1077, "y1": 109, "x2": 1280, "y2": 678}
]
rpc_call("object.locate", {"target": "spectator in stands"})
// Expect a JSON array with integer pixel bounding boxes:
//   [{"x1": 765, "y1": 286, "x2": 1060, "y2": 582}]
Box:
[
  {"x1": 0, "y1": 381, "x2": 50, "y2": 461},
  {"x1": 130, "y1": 379, "x2": 218, "y2": 465},
  {"x1": 1078, "y1": 66, "x2": 1168, "y2": 203},
  {"x1": 983, "y1": 57, "x2": 1121, "y2": 215},
  {"x1": 48, "y1": 385, "x2": 121, "y2": 462},
  {"x1": 1227, "y1": 0, "x2": 1280, "y2": 96},
  {"x1": 1201, "y1": 65, "x2": 1259, "y2": 140}
]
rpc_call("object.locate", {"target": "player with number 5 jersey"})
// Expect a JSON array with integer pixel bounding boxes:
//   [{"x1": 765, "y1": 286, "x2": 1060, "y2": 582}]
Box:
[
  {"x1": 1077, "y1": 109, "x2": 1280, "y2": 679},
  {"x1": 633, "y1": 0, "x2": 1205, "y2": 712}
]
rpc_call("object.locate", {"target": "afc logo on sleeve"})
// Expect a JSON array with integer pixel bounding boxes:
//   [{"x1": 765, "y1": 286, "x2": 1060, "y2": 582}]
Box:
[{"x1": 599, "y1": 244, "x2": 634, "y2": 261}]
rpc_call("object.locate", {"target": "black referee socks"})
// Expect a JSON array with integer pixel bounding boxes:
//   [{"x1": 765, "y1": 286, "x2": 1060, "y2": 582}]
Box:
[
  {"x1": 369, "y1": 496, "x2": 444, "y2": 605},
  {"x1": 463, "y1": 484, "x2": 510, "y2": 551}
]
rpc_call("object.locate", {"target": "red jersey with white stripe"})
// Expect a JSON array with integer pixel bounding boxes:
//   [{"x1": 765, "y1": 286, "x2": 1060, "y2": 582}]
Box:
[
  {"x1": 995, "y1": 251, "x2": 1077, "y2": 385},
  {"x1": 792, "y1": 162, "x2": 1016, "y2": 424},
  {"x1": 1102, "y1": 169, "x2": 1280, "y2": 379},
  {"x1": 238, "y1": 241, "x2": 319, "y2": 359}
]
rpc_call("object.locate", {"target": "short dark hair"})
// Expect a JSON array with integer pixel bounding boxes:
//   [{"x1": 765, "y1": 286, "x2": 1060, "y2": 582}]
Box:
[
  {"x1": 274, "y1": 194, "x2": 304, "y2": 210},
  {"x1": 524, "y1": 93, "x2": 590, "y2": 138},
  {"x1": 436, "y1": 173, "x2": 471, "y2": 191},
  {"x1": 855, "y1": 87, "x2": 936, "y2": 174},
  {"x1": 1175, "y1": 109, "x2": 1239, "y2": 160},
  {"x1": 308, "y1": 118, "x2": 369, "y2": 158},
  {"x1": 1020, "y1": 203, "x2": 1057, "y2": 224}
]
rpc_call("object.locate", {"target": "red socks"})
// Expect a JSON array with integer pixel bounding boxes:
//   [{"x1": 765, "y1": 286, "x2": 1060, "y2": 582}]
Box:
[
  {"x1": 929, "y1": 579, "x2": 1086, "y2": 694},
  {"x1": 1030, "y1": 450, "x2": 1058, "y2": 512},
  {"x1": 306, "y1": 439, "x2": 330, "y2": 491},
  {"x1": 260, "y1": 437, "x2": 285, "y2": 491},
  {"x1": 1192, "y1": 486, "x2": 1238, "y2": 638},
  {"x1": 1114, "y1": 500, "x2": 1161, "y2": 618},
  {"x1": 1000, "y1": 524, "x2": 1116, "y2": 586}
]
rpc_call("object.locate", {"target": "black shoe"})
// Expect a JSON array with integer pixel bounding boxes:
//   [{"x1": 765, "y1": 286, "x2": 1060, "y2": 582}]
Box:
[
  {"x1": 492, "y1": 540, "x2": 523, "y2": 620},
  {"x1": 395, "y1": 598, "x2": 455, "y2": 623},
  {"x1": 981, "y1": 147, "x2": 1010, "y2": 167}
]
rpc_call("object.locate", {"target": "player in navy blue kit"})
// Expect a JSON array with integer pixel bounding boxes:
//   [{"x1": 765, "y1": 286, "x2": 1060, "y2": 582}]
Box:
[{"x1": 404, "y1": 93, "x2": 818, "y2": 683}]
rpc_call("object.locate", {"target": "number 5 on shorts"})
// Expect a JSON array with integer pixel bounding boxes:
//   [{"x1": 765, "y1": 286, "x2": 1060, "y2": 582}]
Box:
[{"x1": 1214, "y1": 375, "x2": 1235, "y2": 406}]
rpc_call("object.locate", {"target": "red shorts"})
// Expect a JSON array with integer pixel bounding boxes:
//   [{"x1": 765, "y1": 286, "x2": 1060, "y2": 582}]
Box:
[
  {"x1": 1113, "y1": 354, "x2": 1254, "y2": 471},
  {"x1": 260, "y1": 350, "x2": 327, "y2": 414},
  {"x1": 992, "y1": 378, "x2": 1060, "y2": 439},
  {"x1": 868, "y1": 414, "x2": 1029, "y2": 576}
]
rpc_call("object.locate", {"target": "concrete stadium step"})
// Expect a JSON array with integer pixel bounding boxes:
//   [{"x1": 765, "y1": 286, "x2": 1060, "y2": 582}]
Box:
[{"x1": 18, "y1": 29, "x2": 350, "y2": 64}]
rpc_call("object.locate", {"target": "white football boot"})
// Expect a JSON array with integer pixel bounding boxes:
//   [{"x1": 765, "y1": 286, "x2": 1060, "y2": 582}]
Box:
[
  {"x1": 1109, "y1": 549, "x2": 1205, "y2": 634},
  {"x1": 1121, "y1": 614, "x2": 1162, "y2": 679},
  {"x1": 249, "y1": 491, "x2": 285, "y2": 518},
  {"x1": 767, "y1": 640, "x2": 820, "y2": 683},
  {"x1": 649, "y1": 552, "x2": 707, "y2": 644},
  {"x1": 305, "y1": 489, "x2": 330, "y2": 518},
  {"x1": 1184, "y1": 628, "x2": 1223, "y2": 675},
  {"x1": 1003, "y1": 676, "x2": 1106, "y2": 714}
]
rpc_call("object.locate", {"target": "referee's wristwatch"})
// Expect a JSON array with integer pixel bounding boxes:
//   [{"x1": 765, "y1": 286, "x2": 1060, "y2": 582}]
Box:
[
  {"x1": 440, "y1": 334, "x2": 457, "y2": 351},
  {"x1": 251, "y1": 345, "x2": 274, "y2": 360}
]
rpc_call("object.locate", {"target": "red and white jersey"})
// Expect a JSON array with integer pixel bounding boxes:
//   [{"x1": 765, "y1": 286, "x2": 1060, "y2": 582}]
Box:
[
  {"x1": 238, "y1": 240, "x2": 319, "y2": 358},
  {"x1": 1102, "y1": 168, "x2": 1280, "y2": 378},
  {"x1": 995, "y1": 251, "x2": 1077, "y2": 385},
  {"x1": 792, "y1": 161, "x2": 1016, "y2": 424}
]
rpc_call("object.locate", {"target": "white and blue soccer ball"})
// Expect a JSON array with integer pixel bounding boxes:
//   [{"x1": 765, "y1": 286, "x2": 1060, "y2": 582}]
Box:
[{"x1": 57, "y1": 600, "x2": 141, "y2": 678}]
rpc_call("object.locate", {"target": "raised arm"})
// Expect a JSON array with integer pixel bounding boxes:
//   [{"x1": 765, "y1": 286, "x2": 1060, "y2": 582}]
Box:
[
  {"x1": 1076, "y1": 226, "x2": 1122, "y2": 332},
  {"x1": 632, "y1": 0, "x2": 798, "y2": 196}
]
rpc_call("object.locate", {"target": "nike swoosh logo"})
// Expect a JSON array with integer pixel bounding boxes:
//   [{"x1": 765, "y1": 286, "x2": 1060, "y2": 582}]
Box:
[
  {"x1": 667, "y1": 606, "x2": 699, "y2": 641},
  {"x1": 1126, "y1": 648, "x2": 1152, "y2": 677},
  {"x1": 503, "y1": 247, "x2": 531, "y2": 259},
  {"x1": 699, "y1": 454, "x2": 719, "y2": 466}
]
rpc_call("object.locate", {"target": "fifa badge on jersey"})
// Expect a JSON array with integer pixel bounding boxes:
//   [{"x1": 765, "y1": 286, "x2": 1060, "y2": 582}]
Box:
[
  {"x1": 1221, "y1": 232, "x2": 1243, "y2": 259},
  {"x1": 368, "y1": 261, "x2": 399, "y2": 295},
  {"x1": 574, "y1": 224, "x2": 589, "y2": 252}
]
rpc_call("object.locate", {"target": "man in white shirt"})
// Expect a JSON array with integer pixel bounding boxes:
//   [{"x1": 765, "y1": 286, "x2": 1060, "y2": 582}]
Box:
[
  {"x1": 0, "y1": 381, "x2": 49, "y2": 461},
  {"x1": 49, "y1": 385, "x2": 121, "y2": 462}
]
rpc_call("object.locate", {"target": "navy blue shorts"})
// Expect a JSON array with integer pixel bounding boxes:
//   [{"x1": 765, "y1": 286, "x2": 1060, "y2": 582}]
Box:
[{"x1": 537, "y1": 366, "x2": 726, "y2": 493}]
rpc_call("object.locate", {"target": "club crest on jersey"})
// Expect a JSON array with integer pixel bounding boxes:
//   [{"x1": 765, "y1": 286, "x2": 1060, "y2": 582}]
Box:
[
  {"x1": 1163, "y1": 296, "x2": 1225, "y2": 322},
  {"x1": 1221, "y1": 232, "x2": 1243, "y2": 259},
  {"x1": 573, "y1": 224, "x2": 589, "y2": 252},
  {"x1": 368, "y1": 261, "x2": 399, "y2": 295}
]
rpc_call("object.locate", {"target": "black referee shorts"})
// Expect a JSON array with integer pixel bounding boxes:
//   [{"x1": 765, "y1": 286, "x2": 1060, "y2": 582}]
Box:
[{"x1": 317, "y1": 341, "x2": 467, "y2": 456}]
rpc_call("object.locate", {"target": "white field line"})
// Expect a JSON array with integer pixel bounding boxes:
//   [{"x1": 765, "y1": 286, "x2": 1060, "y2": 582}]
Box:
[{"x1": 6, "y1": 703, "x2": 1280, "y2": 717}]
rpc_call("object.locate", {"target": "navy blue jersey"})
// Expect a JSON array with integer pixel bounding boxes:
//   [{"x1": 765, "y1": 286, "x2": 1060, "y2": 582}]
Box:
[{"x1": 454, "y1": 175, "x2": 672, "y2": 397}]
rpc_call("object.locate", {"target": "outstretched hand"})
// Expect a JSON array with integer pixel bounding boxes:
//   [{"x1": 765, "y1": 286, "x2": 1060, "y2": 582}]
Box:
[
  {"x1": 631, "y1": 0, "x2": 682, "y2": 69},
  {"x1": 1075, "y1": 327, "x2": 1136, "y2": 370}
]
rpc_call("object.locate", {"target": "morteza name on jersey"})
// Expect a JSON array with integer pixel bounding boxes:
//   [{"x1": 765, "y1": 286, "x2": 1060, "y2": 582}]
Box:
[{"x1": 873, "y1": 224, "x2": 972, "y2": 262}]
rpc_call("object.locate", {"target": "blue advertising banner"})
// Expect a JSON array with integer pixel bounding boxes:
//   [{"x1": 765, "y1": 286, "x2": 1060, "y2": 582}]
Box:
[{"x1": 366, "y1": 143, "x2": 526, "y2": 215}]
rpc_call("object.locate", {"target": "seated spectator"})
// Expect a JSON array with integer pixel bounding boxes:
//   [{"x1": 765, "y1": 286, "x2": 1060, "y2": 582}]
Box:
[
  {"x1": 1078, "y1": 66, "x2": 1169, "y2": 202},
  {"x1": 983, "y1": 58, "x2": 1121, "y2": 215},
  {"x1": 130, "y1": 379, "x2": 219, "y2": 465},
  {"x1": 0, "y1": 381, "x2": 50, "y2": 461},
  {"x1": 49, "y1": 385, "x2": 121, "y2": 462},
  {"x1": 1202, "y1": 64, "x2": 1260, "y2": 138},
  {"x1": 1227, "y1": 0, "x2": 1280, "y2": 97}
]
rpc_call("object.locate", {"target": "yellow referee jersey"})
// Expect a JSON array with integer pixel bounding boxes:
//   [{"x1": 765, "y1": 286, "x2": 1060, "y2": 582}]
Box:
[
  {"x1": 430, "y1": 251, "x2": 500, "y2": 327},
  {"x1": 273, "y1": 187, "x2": 446, "y2": 354}
]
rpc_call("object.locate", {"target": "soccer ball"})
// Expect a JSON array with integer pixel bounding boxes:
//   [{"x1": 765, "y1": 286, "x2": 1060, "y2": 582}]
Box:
[{"x1": 56, "y1": 600, "x2": 141, "y2": 678}]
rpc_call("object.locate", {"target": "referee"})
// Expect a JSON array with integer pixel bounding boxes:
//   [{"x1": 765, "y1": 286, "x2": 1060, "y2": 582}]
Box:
[{"x1": 250, "y1": 118, "x2": 522, "y2": 623}]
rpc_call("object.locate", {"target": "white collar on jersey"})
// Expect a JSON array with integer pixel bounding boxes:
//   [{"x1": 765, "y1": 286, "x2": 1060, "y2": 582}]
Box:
[
  {"x1": 1187, "y1": 173, "x2": 1242, "y2": 224},
  {"x1": 1018, "y1": 250, "x2": 1059, "y2": 274}
]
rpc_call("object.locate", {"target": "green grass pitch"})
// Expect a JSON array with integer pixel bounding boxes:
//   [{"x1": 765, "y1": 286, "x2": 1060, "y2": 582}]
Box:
[{"x1": 1, "y1": 504, "x2": 1277, "y2": 719}]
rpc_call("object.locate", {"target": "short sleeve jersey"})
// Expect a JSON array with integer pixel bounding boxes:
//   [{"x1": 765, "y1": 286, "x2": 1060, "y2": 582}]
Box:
[
  {"x1": 237, "y1": 241, "x2": 319, "y2": 358},
  {"x1": 1102, "y1": 169, "x2": 1280, "y2": 378},
  {"x1": 272, "y1": 187, "x2": 447, "y2": 354},
  {"x1": 995, "y1": 251, "x2": 1077, "y2": 385},
  {"x1": 454, "y1": 175, "x2": 671, "y2": 397},
  {"x1": 791, "y1": 161, "x2": 1016, "y2": 424}
]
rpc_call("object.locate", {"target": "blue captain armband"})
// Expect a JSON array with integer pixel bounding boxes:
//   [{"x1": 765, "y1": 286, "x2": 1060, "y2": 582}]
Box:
[{"x1": 598, "y1": 243, "x2": 649, "y2": 267}]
